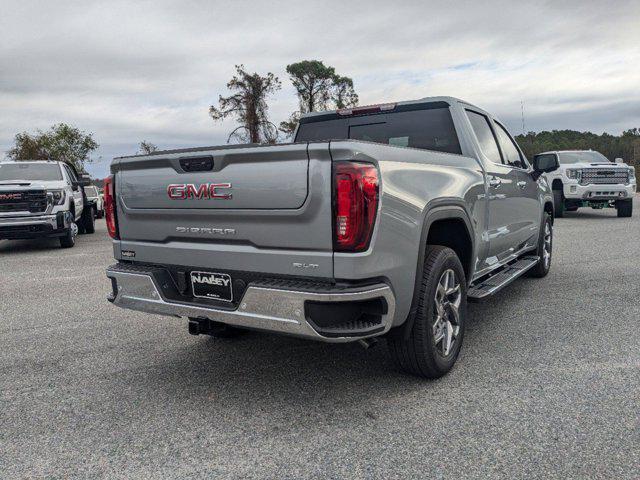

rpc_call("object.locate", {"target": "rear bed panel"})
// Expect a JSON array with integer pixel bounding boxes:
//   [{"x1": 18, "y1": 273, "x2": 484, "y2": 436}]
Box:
[{"x1": 113, "y1": 143, "x2": 334, "y2": 278}]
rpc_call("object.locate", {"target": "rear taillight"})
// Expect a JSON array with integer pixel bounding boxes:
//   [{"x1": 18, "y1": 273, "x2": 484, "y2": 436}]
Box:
[
  {"x1": 104, "y1": 175, "x2": 119, "y2": 239},
  {"x1": 333, "y1": 162, "x2": 379, "y2": 252}
]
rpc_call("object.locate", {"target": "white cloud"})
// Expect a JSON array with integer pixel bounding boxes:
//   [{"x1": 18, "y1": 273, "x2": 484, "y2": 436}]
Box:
[{"x1": 1, "y1": 0, "x2": 639, "y2": 177}]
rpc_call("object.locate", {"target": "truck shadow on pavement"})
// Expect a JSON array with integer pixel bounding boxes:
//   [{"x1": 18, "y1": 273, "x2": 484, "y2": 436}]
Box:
[
  {"x1": 129, "y1": 302, "x2": 491, "y2": 413},
  {"x1": 560, "y1": 210, "x2": 621, "y2": 219},
  {"x1": 0, "y1": 238, "x2": 62, "y2": 253}
]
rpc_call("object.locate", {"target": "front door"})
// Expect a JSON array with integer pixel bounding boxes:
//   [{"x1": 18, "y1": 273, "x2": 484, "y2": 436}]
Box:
[
  {"x1": 63, "y1": 164, "x2": 83, "y2": 220},
  {"x1": 493, "y1": 121, "x2": 541, "y2": 251}
]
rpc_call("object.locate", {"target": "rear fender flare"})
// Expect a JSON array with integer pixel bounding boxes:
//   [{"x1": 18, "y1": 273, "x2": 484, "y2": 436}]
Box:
[{"x1": 401, "y1": 201, "x2": 475, "y2": 339}]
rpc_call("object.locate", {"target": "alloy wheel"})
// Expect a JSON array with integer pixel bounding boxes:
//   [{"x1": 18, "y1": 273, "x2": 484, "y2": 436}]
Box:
[
  {"x1": 543, "y1": 222, "x2": 552, "y2": 269},
  {"x1": 432, "y1": 269, "x2": 462, "y2": 357}
]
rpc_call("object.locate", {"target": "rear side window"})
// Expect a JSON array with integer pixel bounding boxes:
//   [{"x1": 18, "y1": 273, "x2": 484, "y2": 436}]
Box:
[
  {"x1": 465, "y1": 110, "x2": 502, "y2": 164},
  {"x1": 295, "y1": 105, "x2": 462, "y2": 155},
  {"x1": 494, "y1": 122, "x2": 525, "y2": 168}
]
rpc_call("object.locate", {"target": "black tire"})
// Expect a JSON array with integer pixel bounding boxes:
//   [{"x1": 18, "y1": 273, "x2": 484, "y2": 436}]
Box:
[
  {"x1": 553, "y1": 190, "x2": 565, "y2": 218},
  {"x1": 189, "y1": 318, "x2": 245, "y2": 338},
  {"x1": 387, "y1": 246, "x2": 467, "y2": 379},
  {"x1": 81, "y1": 207, "x2": 95, "y2": 234},
  {"x1": 528, "y1": 212, "x2": 553, "y2": 278},
  {"x1": 616, "y1": 199, "x2": 633, "y2": 218},
  {"x1": 59, "y1": 224, "x2": 76, "y2": 248}
]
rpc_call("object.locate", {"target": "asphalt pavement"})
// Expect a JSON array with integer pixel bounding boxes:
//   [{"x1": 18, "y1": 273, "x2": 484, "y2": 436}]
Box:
[{"x1": 1, "y1": 198, "x2": 638, "y2": 479}]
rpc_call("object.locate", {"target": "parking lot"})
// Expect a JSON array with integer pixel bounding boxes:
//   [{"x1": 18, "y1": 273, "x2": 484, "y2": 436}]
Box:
[{"x1": 1, "y1": 197, "x2": 638, "y2": 479}]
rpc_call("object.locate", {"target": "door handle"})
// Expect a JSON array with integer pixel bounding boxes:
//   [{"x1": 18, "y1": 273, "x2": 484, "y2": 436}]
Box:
[
  {"x1": 179, "y1": 155, "x2": 214, "y2": 172},
  {"x1": 517, "y1": 181, "x2": 527, "y2": 189},
  {"x1": 489, "y1": 177, "x2": 502, "y2": 188}
]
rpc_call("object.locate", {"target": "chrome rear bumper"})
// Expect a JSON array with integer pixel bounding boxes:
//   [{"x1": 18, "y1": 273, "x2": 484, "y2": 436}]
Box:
[{"x1": 106, "y1": 265, "x2": 396, "y2": 343}]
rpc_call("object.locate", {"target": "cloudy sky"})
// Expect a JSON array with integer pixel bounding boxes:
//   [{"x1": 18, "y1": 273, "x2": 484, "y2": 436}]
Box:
[{"x1": 1, "y1": 0, "x2": 639, "y2": 178}]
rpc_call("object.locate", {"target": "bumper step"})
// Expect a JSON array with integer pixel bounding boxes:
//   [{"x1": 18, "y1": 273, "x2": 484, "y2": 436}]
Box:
[
  {"x1": 106, "y1": 263, "x2": 396, "y2": 343},
  {"x1": 468, "y1": 256, "x2": 539, "y2": 300}
]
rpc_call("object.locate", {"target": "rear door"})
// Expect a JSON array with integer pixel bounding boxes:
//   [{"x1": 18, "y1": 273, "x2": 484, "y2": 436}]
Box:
[{"x1": 465, "y1": 109, "x2": 521, "y2": 265}]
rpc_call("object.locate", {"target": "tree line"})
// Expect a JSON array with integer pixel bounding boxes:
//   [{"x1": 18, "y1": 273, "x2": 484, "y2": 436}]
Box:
[
  {"x1": 515, "y1": 129, "x2": 640, "y2": 165},
  {"x1": 4, "y1": 58, "x2": 639, "y2": 172}
]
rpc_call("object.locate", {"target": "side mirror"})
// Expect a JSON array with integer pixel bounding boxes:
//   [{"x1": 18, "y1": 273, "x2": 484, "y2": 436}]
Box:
[
  {"x1": 615, "y1": 158, "x2": 624, "y2": 164},
  {"x1": 531, "y1": 153, "x2": 560, "y2": 180}
]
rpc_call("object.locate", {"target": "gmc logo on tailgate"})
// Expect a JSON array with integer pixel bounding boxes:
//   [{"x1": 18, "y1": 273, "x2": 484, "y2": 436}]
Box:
[{"x1": 167, "y1": 183, "x2": 232, "y2": 200}]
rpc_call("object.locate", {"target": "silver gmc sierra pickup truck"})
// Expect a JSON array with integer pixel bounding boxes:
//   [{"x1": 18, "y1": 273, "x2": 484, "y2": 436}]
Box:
[{"x1": 106, "y1": 96, "x2": 560, "y2": 378}]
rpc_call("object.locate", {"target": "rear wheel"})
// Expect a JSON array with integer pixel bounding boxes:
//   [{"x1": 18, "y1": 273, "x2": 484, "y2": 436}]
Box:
[
  {"x1": 387, "y1": 246, "x2": 466, "y2": 379},
  {"x1": 616, "y1": 199, "x2": 633, "y2": 218},
  {"x1": 528, "y1": 213, "x2": 553, "y2": 278},
  {"x1": 553, "y1": 190, "x2": 565, "y2": 218},
  {"x1": 59, "y1": 222, "x2": 78, "y2": 248}
]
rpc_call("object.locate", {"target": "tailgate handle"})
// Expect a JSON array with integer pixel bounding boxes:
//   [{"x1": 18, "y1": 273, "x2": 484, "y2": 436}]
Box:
[{"x1": 179, "y1": 156, "x2": 214, "y2": 172}]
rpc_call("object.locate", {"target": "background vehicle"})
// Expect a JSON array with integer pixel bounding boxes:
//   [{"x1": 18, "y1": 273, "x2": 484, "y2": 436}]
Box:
[
  {"x1": 541, "y1": 150, "x2": 636, "y2": 217},
  {"x1": 105, "y1": 97, "x2": 558, "y2": 378},
  {"x1": 84, "y1": 185, "x2": 104, "y2": 218},
  {"x1": 0, "y1": 160, "x2": 95, "y2": 248}
]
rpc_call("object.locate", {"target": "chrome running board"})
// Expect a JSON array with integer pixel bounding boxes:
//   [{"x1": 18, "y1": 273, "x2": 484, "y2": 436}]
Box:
[{"x1": 468, "y1": 256, "x2": 539, "y2": 300}]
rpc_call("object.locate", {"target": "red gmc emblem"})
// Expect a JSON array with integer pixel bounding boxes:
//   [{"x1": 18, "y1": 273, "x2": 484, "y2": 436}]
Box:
[
  {"x1": 167, "y1": 183, "x2": 232, "y2": 200},
  {"x1": 0, "y1": 193, "x2": 22, "y2": 201}
]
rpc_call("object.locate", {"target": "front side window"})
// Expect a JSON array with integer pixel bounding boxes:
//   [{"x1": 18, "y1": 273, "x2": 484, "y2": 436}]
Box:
[
  {"x1": 494, "y1": 122, "x2": 525, "y2": 168},
  {"x1": 84, "y1": 186, "x2": 98, "y2": 196},
  {"x1": 64, "y1": 164, "x2": 78, "y2": 182},
  {"x1": 465, "y1": 110, "x2": 502, "y2": 164}
]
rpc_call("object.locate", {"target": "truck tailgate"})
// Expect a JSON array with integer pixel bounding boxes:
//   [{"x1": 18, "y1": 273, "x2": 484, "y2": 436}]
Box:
[
  {"x1": 120, "y1": 146, "x2": 308, "y2": 210},
  {"x1": 112, "y1": 143, "x2": 334, "y2": 278}
]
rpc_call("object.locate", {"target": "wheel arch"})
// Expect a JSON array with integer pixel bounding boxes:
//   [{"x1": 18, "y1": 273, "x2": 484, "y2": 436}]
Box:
[{"x1": 401, "y1": 203, "x2": 475, "y2": 339}]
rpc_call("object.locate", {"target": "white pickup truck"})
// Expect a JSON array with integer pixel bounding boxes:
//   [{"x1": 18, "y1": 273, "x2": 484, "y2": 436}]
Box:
[
  {"x1": 0, "y1": 160, "x2": 96, "y2": 248},
  {"x1": 540, "y1": 150, "x2": 636, "y2": 217}
]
